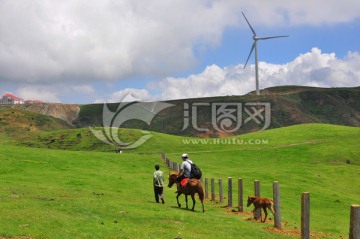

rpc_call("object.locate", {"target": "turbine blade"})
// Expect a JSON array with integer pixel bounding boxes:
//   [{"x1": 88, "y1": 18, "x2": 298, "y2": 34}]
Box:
[
  {"x1": 244, "y1": 42, "x2": 255, "y2": 69},
  {"x1": 259, "y1": 35, "x2": 289, "y2": 40},
  {"x1": 242, "y1": 12, "x2": 256, "y2": 36}
]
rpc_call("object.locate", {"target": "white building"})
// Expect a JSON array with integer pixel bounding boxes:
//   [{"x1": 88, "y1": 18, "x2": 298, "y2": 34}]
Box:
[{"x1": 0, "y1": 93, "x2": 24, "y2": 105}]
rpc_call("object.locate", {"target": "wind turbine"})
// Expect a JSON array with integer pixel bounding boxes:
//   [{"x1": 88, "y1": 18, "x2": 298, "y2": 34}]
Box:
[{"x1": 242, "y1": 12, "x2": 288, "y2": 95}]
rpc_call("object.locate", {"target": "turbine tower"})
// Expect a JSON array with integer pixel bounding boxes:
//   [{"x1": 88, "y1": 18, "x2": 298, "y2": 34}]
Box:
[{"x1": 242, "y1": 12, "x2": 288, "y2": 95}]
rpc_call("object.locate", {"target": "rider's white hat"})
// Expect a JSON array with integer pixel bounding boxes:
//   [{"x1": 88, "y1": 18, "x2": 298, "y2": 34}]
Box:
[{"x1": 181, "y1": 153, "x2": 188, "y2": 158}]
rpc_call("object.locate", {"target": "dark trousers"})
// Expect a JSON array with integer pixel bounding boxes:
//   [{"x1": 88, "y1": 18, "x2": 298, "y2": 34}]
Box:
[
  {"x1": 154, "y1": 186, "x2": 164, "y2": 203},
  {"x1": 176, "y1": 174, "x2": 185, "y2": 183}
]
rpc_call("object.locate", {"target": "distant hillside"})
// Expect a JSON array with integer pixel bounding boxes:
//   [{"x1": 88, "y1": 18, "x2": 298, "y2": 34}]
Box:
[
  {"x1": 2, "y1": 86, "x2": 358, "y2": 138},
  {"x1": 1, "y1": 103, "x2": 80, "y2": 125},
  {"x1": 73, "y1": 86, "x2": 360, "y2": 137},
  {"x1": 1, "y1": 104, "x2": 359, "y2": 154},
  {"x1": 0, "y1": 108, "x2": 73, "y2": 141}
]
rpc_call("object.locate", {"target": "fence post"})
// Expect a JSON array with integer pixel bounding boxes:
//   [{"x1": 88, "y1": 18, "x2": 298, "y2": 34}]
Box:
[
  {"x1": 219, "y1": 179, "x2": 224, "y2": 203},
  {"x1": 350, "y1": 204, "x2": 360, "y2": 239},
  {"x1": 238, "y1": 178, "x2": 243, "y2": 212},
  {"x1": 211, "y1": 178, "x2": 216, "y2": 201},
  {"x1": 228, "y1": 177, "x2": 233, "y2": 207},
  {"x1": 273, "y1": 181, "x2": 281, "y2": 229},
  {"x1": 254, "y1": 180, "x2": 261, "y2": 219},
  {"x1": 205, "y1": 178, "x2": 209, "y2": 199},
  {"x1": 301, "y1": 192, "x2": 310, "y2": 239}
]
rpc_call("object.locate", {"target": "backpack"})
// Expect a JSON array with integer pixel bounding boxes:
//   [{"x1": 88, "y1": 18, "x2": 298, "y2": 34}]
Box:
[{"x1": 189, "y1": 162, "x2": 202, "y2": 179}]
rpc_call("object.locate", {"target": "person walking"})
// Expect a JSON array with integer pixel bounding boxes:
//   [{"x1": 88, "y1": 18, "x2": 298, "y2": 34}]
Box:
[{"x1": 153, "y1": 164, "x2": 165, "y2": 204}]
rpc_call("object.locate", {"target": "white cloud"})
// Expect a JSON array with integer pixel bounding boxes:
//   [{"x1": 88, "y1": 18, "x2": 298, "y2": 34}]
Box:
[
  {"x1": 1, "y1": 0, "x2": 359, "y2": 85},
  {"x1": 0, "y1": 0, "x2": 240, "y2": 84},
  {"x1": 153, "y1": 48, "x2": 360, "y2": 100},
  {"x1": 13, "y1": 83, "x2": 97, "y2": 103},
  {"x1": 9, "y1": 48, "x2": 360, "y2": 103},
  {"x1": 72, "y1": 85, "x2": 95, "y2": 94},
  {"x1": 239, "y1": 0, "x2": 360, "y2": 26},
  {"x1": 15, "y1": 85, "x2": 61, "y2": 103},
  {"x1": 94, "y1": 88, "x2": 154, "y2": 103}
]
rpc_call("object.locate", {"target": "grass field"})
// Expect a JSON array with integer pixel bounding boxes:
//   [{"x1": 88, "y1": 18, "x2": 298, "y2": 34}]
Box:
[{"x1": 0, "y1": 123, "x2": 359, "y2": 238}]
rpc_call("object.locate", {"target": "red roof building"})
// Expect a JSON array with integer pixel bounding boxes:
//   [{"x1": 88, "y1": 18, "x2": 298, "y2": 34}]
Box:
[
  {"x1": 0, "y1": 93, "x2": 46, "y2": 105},
  {"x1": 0, "y1": 93, "x2": 24, "y2": 105},
  {"x1": 25, "y1": 99, "x2": 43, "y2": 104}
]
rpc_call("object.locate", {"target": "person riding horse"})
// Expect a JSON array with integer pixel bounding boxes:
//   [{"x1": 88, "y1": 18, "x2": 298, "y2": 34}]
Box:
[
  {"x1": 168, "y1": 154, "x2": 205, "y2": 212},
  {"x1": 168, "y1": 171, "x2": 205, "y2": 212},
  {"x1": 176, "y1": 153, "x2": 193, "y2": 183}
]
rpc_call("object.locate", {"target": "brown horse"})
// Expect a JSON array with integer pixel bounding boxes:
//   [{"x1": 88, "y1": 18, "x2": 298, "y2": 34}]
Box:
[
  {"x1": 168, "y1": 172, "x2": 205, "y2": 212},
  {"x1": 247, "y1": 196, "x2": 275, "y2": 222}
]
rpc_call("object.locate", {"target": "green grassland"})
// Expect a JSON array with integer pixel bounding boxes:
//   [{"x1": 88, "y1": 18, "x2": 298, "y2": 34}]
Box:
[{"x1": 0, "y1": 121, "x2": 359, "y2": 238}]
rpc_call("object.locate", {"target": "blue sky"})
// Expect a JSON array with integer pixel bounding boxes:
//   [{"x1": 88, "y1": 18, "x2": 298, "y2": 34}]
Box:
[{"x1": 0, "y1": 1, "x2": 359, "y2": 103}]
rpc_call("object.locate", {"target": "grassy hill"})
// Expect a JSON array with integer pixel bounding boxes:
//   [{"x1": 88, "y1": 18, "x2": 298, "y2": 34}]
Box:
[
  {"x1": 0, "y1": 123, "x2": 359, "y2": 238},
  {"x1": 3, "y1": 86, "x2": 358, "y2": 139},
  {"x1": 0, "y1": 96, "x2": 359, "y2": 238},
  {"x1": 0, "y1": 108, "x2": 73, "y2": 142},
  {"x1": 73, "y1": 86, "x2": 360, "y2": 137}
]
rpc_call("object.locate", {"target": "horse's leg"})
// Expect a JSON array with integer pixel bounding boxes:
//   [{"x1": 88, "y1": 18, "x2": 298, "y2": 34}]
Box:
[
  {"x1": 176, "y1": 192, "x2": 182, "y2": 208},
  {"x1": 185, "y1": 195, "x2": 189, "y2": 209},
  {"x1": 259, "y1": 207, "x2": 263, "y2": 222},
  {"x1": 253, "y1": 207, "x2": 260, "y2": 220},
  {"x1": 252, "y1": 208, "x2": 256, "y2": 219},
  {"x1": 262, "y1": 206, "x2": 268, "y2": 223},
  {"x1": 191, "y1": 194, "x2": 196, "y2": 211}
]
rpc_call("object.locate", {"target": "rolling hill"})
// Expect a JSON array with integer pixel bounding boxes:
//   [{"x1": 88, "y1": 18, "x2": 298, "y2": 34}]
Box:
[
  {"x1": 0, "y1": 103, "x2": 79, "y2": 125},
  {"x1": 73, "y1": 86, "x2": 360, "y2": 137},
  {"x1": 0, "y1": 108, "x2": 73, "y2": 142},
  {"x1": 0, "y1": 101, "x2": 359, "y2": 238},
  {"x1": 3, "y1": 86, "x2": 359, "y2": 138}
]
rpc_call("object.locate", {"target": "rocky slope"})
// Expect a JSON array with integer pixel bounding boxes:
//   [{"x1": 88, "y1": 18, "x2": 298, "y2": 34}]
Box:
[{"x1": 1, "y1": 103, "x2": 80, "y2": 125}]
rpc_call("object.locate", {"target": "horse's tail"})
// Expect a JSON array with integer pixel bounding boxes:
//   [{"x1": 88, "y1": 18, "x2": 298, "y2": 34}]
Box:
[
  {"x1": 196, "y1": 181, "x2": 204, "y2": 201},
  {"x1": 269, "y1": 199, "x2": 275, "y2": 215},
  {"x1": 197, "y1": 181, "x2": 205, "y2": 213},
  {"x1": 198, "y1": 186, "x2": 204, "y2": 201}
]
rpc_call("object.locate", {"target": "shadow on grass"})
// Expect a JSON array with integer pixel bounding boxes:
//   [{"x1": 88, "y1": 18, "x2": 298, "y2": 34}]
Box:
[
  {"x1": 147, "y1": 200, "x2": 160, "y2": 204},
  {"x1": 169, "y1": 205, "x2": 203, "y2": 213}
]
